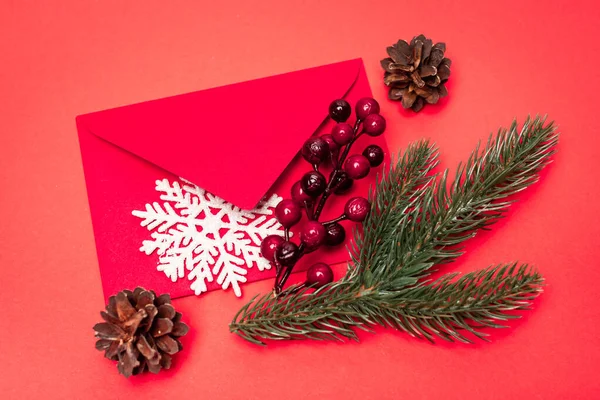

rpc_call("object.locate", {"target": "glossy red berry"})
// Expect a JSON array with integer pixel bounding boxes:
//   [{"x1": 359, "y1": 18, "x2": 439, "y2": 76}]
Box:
[
  {"x1": 355, "y1": 97, "x2": 380, "y2": 120},
  {"x1": 301, "y1": 137, "x2": 330, "y2": 165},
  {"x1": 344, "y1": 154, "x2": 371, "y2": 179},
  {"x1": 275, "y1": 241, "x2": 300, "y2": 266},
  {"x1": 300, "y1": 221, "x2": 326, "y2": 248},
  {"x1": 363, "y1": 113, "x2": 386, "y2": 136},
  {"x1": 328, "y1": 99, "x2": 351, "y2": 122},
  {"x1": 300, "y1": 171, "x2": 327, "y2": 197},
  {"x1": 260, "y1": 235, "x2": 284, "y2": 262},
  {"x1": 331, "y1": 171, "x2": 353, "y2": 194},
  {"x1": 345, "y1": 197, "x2": 371, "y2": 222},
  {"x1": 331, "y1": 123, "x2": 354, "y2": 146},
  {"x1": 306, "y1": 263, "x2": 334, "y2": 288},
  {"x1": 320, "y1": 134, "x2": 339, "y2": 153},
  {"x1": 362, "y1": 145, "x2": 384, "y2": 167},
  {"x1": 275, "y1": 199, "x2": 302, "y2": 228},
  {"x1": 291, "y1": 181, "x2": 313, "y2": 205},
  {"x1": 324, "y1": 222, "x2": 346, "y2": 246}
]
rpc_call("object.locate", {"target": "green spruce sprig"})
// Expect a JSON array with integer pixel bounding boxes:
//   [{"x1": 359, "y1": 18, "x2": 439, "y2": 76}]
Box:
[{"x1": 230, "y1": 117, "x2": 558, "y2": 345}]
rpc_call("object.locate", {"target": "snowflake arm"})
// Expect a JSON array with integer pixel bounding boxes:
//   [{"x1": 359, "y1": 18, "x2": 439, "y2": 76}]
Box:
[{"x1": 132, "y1": 178, "x2": 285, "y2": 297}]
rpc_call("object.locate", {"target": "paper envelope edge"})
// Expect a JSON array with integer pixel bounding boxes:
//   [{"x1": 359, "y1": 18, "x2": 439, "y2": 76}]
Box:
[{"x1": 75, "y1": 58, "x2": 364, "y2": 211}]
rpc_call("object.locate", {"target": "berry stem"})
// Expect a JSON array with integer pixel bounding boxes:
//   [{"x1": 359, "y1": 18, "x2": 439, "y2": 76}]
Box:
[
  {"x1": 298, "y1": 242, "x2": 305, "y2": 253},
  {"x1": 304, "y1": 201, "x2": 315, "y2": 220},
  {"x1": 313, "y1": 119, "x2": 363, "y2": 220},
  {"x1": 280, "y1": 282, "x2": 307, "y2": 296},
  {"x1": 274, "y1": 253, "x2": 283, "y2": 290},
  {"x1": 297, "y1": 242, "x2": 317, "y2": 255},
  {"x1": 322, "y1": 215, "x2": 347, "y2": 225},
  {"x1": 284, "y1": 228, "x2": 290, "y2": 241},
  {"x1": 275, "y1": 265, "x2": 295, "y2": 294},
  {"x1": 273, "y1": 258, "x2": 282, "y2": 274}
]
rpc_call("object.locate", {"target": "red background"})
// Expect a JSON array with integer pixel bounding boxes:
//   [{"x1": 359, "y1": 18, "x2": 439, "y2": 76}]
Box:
[{"x1": 1, "y1": 1, "x2": 599, "y2": 399}]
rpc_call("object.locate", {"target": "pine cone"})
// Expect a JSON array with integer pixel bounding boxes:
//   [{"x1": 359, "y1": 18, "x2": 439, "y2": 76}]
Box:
[
  {"x1": 381, "y1": 34, "x2": 451, "y2": 112},
  {"x1": 93, "y1": 287, "x2": 189, "y2": 378}
]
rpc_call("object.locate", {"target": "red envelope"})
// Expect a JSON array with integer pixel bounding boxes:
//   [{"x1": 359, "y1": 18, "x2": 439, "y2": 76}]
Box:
[{"x1": 76, "y1": 58, "x2": 388, "y2": 300}]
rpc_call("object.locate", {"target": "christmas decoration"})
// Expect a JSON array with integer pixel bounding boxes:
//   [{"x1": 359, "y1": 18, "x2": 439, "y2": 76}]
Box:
[
  {"x1": 363, "y1": 145, "x2": 385, "y2": 167},
  {"x1": 381, "y1": 34, "x2": 451, "y2": 112},
  {"x1": 259, "y1": 98, "x2": 386, "y2": 294},
  {"x1": 231, "y1": 117, "x2": 558, "y2": 345},
  {"x1": 93, "y1": 287, "x2": 189, "y2": 377},
  {"x1": 306, "y1": 263, "x2": 335, "y2": 288},
  {"x1": 132, "y1": 179, "x2": 284, "y2": 297}
]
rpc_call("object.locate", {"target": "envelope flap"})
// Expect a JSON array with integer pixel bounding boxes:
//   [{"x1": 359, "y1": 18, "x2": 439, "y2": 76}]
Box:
[{"x1": 76, "y1": 59, "x2": 363, "y2": 209}]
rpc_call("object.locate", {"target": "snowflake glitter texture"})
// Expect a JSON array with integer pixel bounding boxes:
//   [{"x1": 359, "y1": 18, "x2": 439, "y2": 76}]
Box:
[{"x1": 132, "y1": 178, "x2": 284, "y2": 297}]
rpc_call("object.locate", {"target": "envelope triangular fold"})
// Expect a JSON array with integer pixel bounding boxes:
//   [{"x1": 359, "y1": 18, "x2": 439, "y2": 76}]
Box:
[{"x1": 76, "y1": 59, "x2": 362, "y2": 210}]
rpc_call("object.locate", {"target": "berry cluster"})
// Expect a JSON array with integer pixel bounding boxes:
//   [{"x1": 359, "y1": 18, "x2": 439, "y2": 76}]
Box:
[{"x1": 260, "y1": 97, "x2": 386, "y2": 294}]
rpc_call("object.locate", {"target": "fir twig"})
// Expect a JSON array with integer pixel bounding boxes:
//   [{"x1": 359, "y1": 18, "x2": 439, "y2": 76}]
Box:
[
  {"x1": 230, "y1": 117, "x2": 558, "y2": 345},
  {"x1": 378, "y1": 117, "x2": 558, "y2": 286}
]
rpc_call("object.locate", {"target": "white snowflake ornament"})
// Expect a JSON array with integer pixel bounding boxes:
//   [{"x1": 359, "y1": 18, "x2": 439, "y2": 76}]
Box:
[{"x1": 132, "y1": 178, "x2": 284, "y2": 297}]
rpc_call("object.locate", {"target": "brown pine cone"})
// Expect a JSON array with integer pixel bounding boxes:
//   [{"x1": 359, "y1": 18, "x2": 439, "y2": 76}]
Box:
[
  {"x1": 93, "y1": 287, "x2": 189, "y2": 378},
  {"x1": 381, "y1": 34, "x2": 451, "y2": 112}
]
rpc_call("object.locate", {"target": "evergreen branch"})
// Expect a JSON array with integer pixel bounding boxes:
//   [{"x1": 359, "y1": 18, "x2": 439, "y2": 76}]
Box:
[
  {"x1": 349, "y1": 139, "x2": 439, "y2": 287},
  {"x1": 377, "y1": 263, "x2": 544, "y2": 343},
  {"x1": 230, "y1": 117, "x2": 558, "y2": 345},
  {"x1": 231, "y1": 281, "x2": 362, "y2": 345},
  {"x1": 383, "y1": 116, "x2": 558, "y2": 285},
  {"x1": 230, "y1": 264, "x2": 543, "y2": 345}
]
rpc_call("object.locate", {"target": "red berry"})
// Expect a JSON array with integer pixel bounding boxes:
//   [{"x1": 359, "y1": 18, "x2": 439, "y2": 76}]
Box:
[
  {"x1": 275, "y1": 241, "x2": 300, "y2": 266},
  {"x1": 300, "y1": 171, "x2": 327, "y2": 197},
  {"x1": 320, "y1": 134, "x2": 339, "y2": 153},
  {"x1": 363, "y1": 114, "x2": 386, "y2": 136},
  {"x1": 301, "y1": 137, "x2": 330, "y2": 164},
  {"x1": 344, "y1": 154, "x2": 371, "y2": 179},
  {"x1": 328, "y1": 99, "x2": 351, "y2": 122},
  {"x1": 291, "y1": 181, "x2": 313, "y2": 205},
  {"x1": 260, "y1": 235, "x2": 284, "y2": 262},
  {"x1": 306, "y1": 263, "x2": 334, "y2": 288},
  {"x1": 331, "y1": 171, "x2": 354, "y2": 194},
  {"x1": 324, "y1": 223, "x2": 346, "y2": 246},
  {"x1": 300, "y1": 221, "x2": 326, "y2": 248},
  {"x1": 362, "y1": 145, "x2": 384, "y2": 167},
  {"x1": 275, "y1": 199, "x2": 302, "y2": 228},
  {"x1": 345, "y1": 197, "x2": 371, "y2": 222},
  {"x1": 331, "y1": 123, "x2": 354, "y2": 145},
  {"x1": 355, "y1": 97, "x2": 380, "y2": 120}
]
